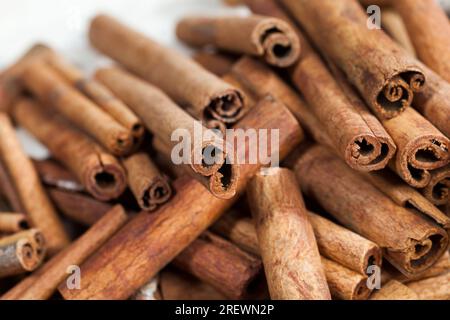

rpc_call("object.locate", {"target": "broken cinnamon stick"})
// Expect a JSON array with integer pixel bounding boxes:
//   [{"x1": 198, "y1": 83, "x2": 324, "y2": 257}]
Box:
[
  {"x1": 177, "y1": 15, "x2": 300, "y2": 68},
  {"x1": 2, "y1": 205, "x2": 128, "y2": 300},
  {"x1": 12, "y1": 98, "x2": 127, "y2": 201},
  {"x1": 95, "y1": 66, "x2": 240, "y2": 199},
  {"x1": 22, "y1": 62, "x2": 133, "y2": 156},
  {"x1": 122, "y1": 152, "x2": 172, "y2": 211},
  {"x1": 89, "y1": 14, "x2": 247, "y2": 129},
  {"x1": 248, "y1": 167, "x2": 330, "y2": 300},
  {"x1": 0, "y1": 112, "x2": 69, "y2": 254},
  {"x1": 370, "y1": 280, "x2": 419, "y2": 300},
  {"x1": 0, "y1": 213, "x2": 29, "y2": 234},
  {"x1": 294, "y1": 145, "x2": 449, "y2": 276},
  {"x1": 280, "y1": 0, "x2": 425, "y2": 119},
  {"x1": 421, "y1": 165, "x2": 450, "y2": 206},
  {"x1": 58, "y1": 95, "x2": 303, "y2": 300}
]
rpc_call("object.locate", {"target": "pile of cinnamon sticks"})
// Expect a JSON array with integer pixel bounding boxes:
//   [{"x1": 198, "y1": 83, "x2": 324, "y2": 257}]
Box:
[{"x1": 0, "y1": 0, "x2": 449, "y2": 300}]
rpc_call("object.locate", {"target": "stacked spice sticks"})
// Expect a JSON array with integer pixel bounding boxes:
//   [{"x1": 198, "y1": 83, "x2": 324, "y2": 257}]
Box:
[{"x1": 0, "y1": 0, "x2": 449, "y2": 301}]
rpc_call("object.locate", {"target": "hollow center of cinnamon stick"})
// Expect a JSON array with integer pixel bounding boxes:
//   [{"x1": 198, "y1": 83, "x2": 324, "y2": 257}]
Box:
[
  {"x1": 410, "y1": 234, "x2": 445, "y2": 269},
  {"x1": 260, "y1": 27, "x2": 292, "y2": 59},
  {"x1": 94, "y1": 172, "x2": 117, "y2": 189},
  {"x1": 355, "y1": 139, "x2": 374, "y2": 156},
  {"x1": 217, "y1": 161, "x2": 233, "y2": 190},
  {"x1": 415, "y1": 148, "x2": 441, "y2": 163},
  {"x1": 433, "y1": 180, "x2": 449, "y2": 200}
]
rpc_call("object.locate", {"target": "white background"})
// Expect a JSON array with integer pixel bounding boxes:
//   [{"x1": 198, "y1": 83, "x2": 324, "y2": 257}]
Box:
[{"x1": 0, "y1": 0, "x2": 249, "y2": 158}]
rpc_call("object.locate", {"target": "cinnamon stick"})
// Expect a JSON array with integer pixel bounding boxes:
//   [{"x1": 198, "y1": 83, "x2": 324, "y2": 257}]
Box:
[
  {"x1": 22, "y1": 62, "x2": 133, "y2": 156},
  {"x1": 407, "y1": 273, "x2": 450, "y2": 300},
  {"x1": 247, "y1": 168, "x2": 331, "y2": 300},
  {"x1": 380, "y1": 8, "x2": 416, "y2": 57},
  {"x1": 370, "y1": 280, "x2": 419, "y2": 300},
  {"x1": 2, "y1": 205, "x2": 128, "y2": 300},
  {"x1": 0, "y1": 213, "x2": 29, "y2": 234},
  {"x1": 294, "y1": 145, "x2": 449, "y2": 276},
  {"x1": 58, "y1": 96, "x2": 303, "y2": 300},
  {"x1": 12, "y1": 98, "x2": 127, "y2": 201},
  {"x1": 421, "y1": 165, "x2": 450, "y2": 206},
  {"x1": 192, "y1": 51, "x2": 236, "y2": 77},
  {"x1": 0, "y1": 229, "x2": 45, "y2": 278},
  {"x1": 280, "y1": 0, "x2": 425, "y2": 119},
  {"x1": 33, "y1": 159, "x2": 84, "y2": 193},
  {"x1": 0, "y1": 159, "x2": 24, "y2": 213},
  {"x1": 177, "y1": 15, "x2": 300, "y2": 68},
  {"x1": 89, "y1": 14, "x2": 247, "y2": 129},
  {"x1": 95, "y1": 66, "x2": 240, "y2": 199},
  {"x1": 0, "y1": 112, "x2": 69, "y2": 254},
  {"x1": 172, "y1": 231, "x2": 262, "y2": 299}
]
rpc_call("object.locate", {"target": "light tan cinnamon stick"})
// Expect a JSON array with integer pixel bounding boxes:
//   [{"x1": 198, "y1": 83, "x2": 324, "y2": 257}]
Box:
[
  {"x1": 22, "y1": 62, "x2": 133, "y2": 156},
  {"x1": 0, "y1": 112, "x2": 69, "y2": 255},
  {"x1": 89, "y1": 14, "x2": 247, "y2": 129},
  {"x1": 280, "y1": 0, "x2": 425, "y2": 119},
  {"x1": 12, "y1": 98, "x2": 127, "y2": 201},
  {"x1": 95, "y1": 66, "x2": 240, "y2": 200},
  {"x1": 247, "y1": 167, "x2": 331, "y2": 300},
  {"x1": 370, "y1": 280, "x2": 419, "y2": 300},
  {"x1": 294, "y1": 145, "x2": 449, "y2": 276},
  {"x1": 421, "y1": 165, "x2": 450, "y2": 206},
  {"x1": 0, "y1": 213, "x2": 29, "y2": 234},
  {"x1": 177, "y1": 15, "x2": 300, "y2": 68},
  {"x1": 407, "y1": 273, "x2": 450, "y2": 300},
  {"x1": 123, "y1": 152, "x2": 172, "y2": 211}
]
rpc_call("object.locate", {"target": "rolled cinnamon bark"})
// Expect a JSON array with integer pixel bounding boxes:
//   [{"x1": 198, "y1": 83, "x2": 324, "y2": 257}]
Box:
[
  {"x1": 248, "y1": 168, "x2": 330, "y2": 300},
  {"x1": 177, "y1": 15, "x2": 300, "y2": 68},
  {"x1": 0, "y1": 112, "x2": 69, "y2": 255},
  {"x1": 192, "y1": 51, "x2": 236, "y2": 77},
  {"x1": 12, "y1": 98, "x2": 127, "y2": 201},
  {"x1": 407, "y1": 273, "x2": 450, "y2": 300},
  {"x1": 394, "y1": 0, "x2": 450, "y2": 83},
  {"x1": 33, "y1": 159, "x2": 84, "y2": 193},
  {"x1": 0, "y1": 159, "x2": 24, "y2": 213},
  {"x1": 95, "y1": 66, "x2": 240, "y2": 200},
  {"x1": 0, "y1": 213, "x2": 29, "y2": 234},
  {"x1": 172, "y1": 231, "x2": 262, "y2": 299},
  {"x1": 123, "y1": 152, "x2": 172, "y2": 211},
  {"x1": 294, "y1": 145, "x2": 449, "y2": 276},
  {"x1": 22, "y1": 62, "x2": 133, "y2": 156},
  {"x1": 0, "y1": 229, "x2": 45, "y2": 278},
  {"x1": 89, "y1": 14, "x2": 247, "y2": 128},
  {"x1": 381, "y1": 8, "x2": 416, "y2": 57},
  {"x1": 370, "y1": 280, "x2": 419, "y2": 300},
  {"x1": 58, "y1": 96, "x2": 303, "y2": 300},
  {"x1": 2, "y1": 205, "x2": 128, "y2": 300},
  {"x1": 421, "y1": 165, "x2": 450, "y2": 206},
  {"x1": 280, "y1": 0, "x2": 425, "y2": 119}
]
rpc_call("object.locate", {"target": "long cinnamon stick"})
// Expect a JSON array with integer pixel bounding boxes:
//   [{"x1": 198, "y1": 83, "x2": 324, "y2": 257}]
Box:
[
  {"x1": 380, "y1": 8, "x2": 416, "y2": 57},
  {"x1": 33, "y1": 159, "x2": 84, "y2": 193},
  {"x1": 95, "y1": 66, "x2": 240, "y2": 199},
  {"x1": 247, "y1": 167, "x2": 330, "y2": 300},
  {"x1": 406, "y1": 273, "x2": 450, "y2": 300},
  {"x1": 58, "y1": 95, "x2": 302, "y2": 300},
  {"x1": 280, "y1": 0, "x2": 425, "y2": 119},
  {"x1": 123, "y1": 152, "x2": 171, "y2": 211},
  {"x1": 89, "y1": 14, "x2": 247, "y2": 129},
  {"x1": 294, "y1": 145, "x2": 449, "y2": 276},
  {"x1": 2, "y1": 205, "x2": 128, "y2": 300},
  {"x1": 370, "y1": 280, "x2": 419, "y2": 300},
  {"x1": 0, "y1": 112, "x2": 69, "y2": 254},
  {"x1": 22, "y1": 62, "x2": 133, "y2": 156},
  {"x1": 421, "y1": 165, "x2": 450, "y2": 206},
  {"x1": 12, "y1": 98, "x2": 127, "y2": 201},
  {"x1": 192, "y1": 51, "x2": 236, "y2": 77},
  {"x1": 177, "y1": 15, "x2": 300, "y2": 68},
  {"x1": 0, "y1": 213, "x2": 29, "y2": 234}
]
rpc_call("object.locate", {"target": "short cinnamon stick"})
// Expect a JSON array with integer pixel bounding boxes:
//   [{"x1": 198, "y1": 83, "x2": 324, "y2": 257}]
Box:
[
  {"x1": 89, "y1": 14, "x2": 247, "y2": 128},
  {"x1": 370, "y1": 280, "x2": 419, "y2": 300},
  {"x1": 0, "y1": 112, "x2": 69, "y2": 254},
  {"x1": 12, "y1": 98, "x2": 127, "y2": 201},
  {"x1": 294, "y1": 145, "x2": 449, "y2": 276},
  {"x1": 0, "y1": 213, "x2": 29, "y2": 234},
  {"x1": 177, "y1": 15, "x2": 300, "y2": 68},
  {"x1": 421, "y1": 165, "x2": 450, "y2": 206}
]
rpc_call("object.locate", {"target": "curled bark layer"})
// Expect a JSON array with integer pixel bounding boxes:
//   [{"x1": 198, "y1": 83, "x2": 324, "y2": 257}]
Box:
[{"x1": 421, "y1": 165, "x2": 450, "y2": 206}]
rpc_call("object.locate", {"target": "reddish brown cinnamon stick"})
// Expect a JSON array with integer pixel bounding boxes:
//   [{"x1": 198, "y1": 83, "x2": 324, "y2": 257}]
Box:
[
  {"x1": 177, "y1": 15, "x2": 300, "y2": 68},
  {"x1": 0, "y1": 112, "x2": 69, "y2": 254},
  {"x1": 58, "y1": 96, "x2": 303, "y2": 300},
  {"x1": 22, "y1": 62, "x2": 133, "y2": 156},
  {"x1": 12, "y1": 98, "x2": 127, "y2": 201},
  {"x1": 89, "y1": 14, "x2": 247, "y2": 129},
  {"x1": 0, "y1": 213, "x2": 29, "y2": 234},
  {"x1": 192, "y1": 51, "x2": 236, "y2": 77},
  {"x1": 2, "y1": 205, "x2": 128, "y2": 300},
  {"x1": 294, "y1": 145, "x2": 449, "y2": 276},
  {"x1": 0, "y1": 159, "x2": 24, "y2": 213},
  {"x1": 380, "y1": 8, "x2": 416, "y2": 57},
  {"x1": 421, "y1": 165, "x2": 450, "y2": 206},
  {"x1": 123, "y1": 152, "x2": 172, "y2": 211},
  {"x1": 248, "y1": 167, "x2": 330, "y2": 300},
  {"x1": 33, "y1": 159, "x2": 84, "y2": 193}
]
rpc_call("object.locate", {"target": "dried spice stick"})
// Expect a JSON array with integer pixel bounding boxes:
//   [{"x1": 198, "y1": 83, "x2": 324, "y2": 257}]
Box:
[
  {"x1": 248, "y1": 168, "x2": 331, "y2": 300},
  {"x1": 0, "y1": 112, "x2": 69, "y2": 254},
  {"x1": 12, "y1": 98, "x2": 127, "y2": 201},
  {"x1": 172, "y1": 231, "x2": 262, "y2": 299},
  {"x1": 280, "y1": 0, "x2": 425, "y2": 119},
  {"x1": 2, "y1": 205, "x2": 128, "y2": 300},
  {"x1": 89, "y1": 14, "x2": 247, "y2": 129},
  {"x1": 22, "y1": 62, "x2": 133, "y2": 156},
  {"x1": 58, "y1": 96, "x2": 303, "y2": 300},
  {"x1": 370, "y1": 280, "x2": 419, "y2": 300},
  {"x1": 407, "y1": 273, "x2": 450, "y2": 300},
  {"x1": 177, "y1": 15, "x2": 300, "y2": 68},
  {"x1": 192, "y1": 51, "x2": 236, "y2": 77},
  {"x1": 380, "y1": 8, "x2": 416, "y2": 57},
  {"x1": 33, "y1": 159, "x2": 84, "y2": 193},
  {"x1": 96, "y1": 66, "x2": 240, "y2": 199},
  {"x1": 0, "y1": 229, "x2": 45, "y2": 279},
  {"x1": 294, "y1": 145, "x2": 449, "y2": 276},
  {"x1": 0, "y1": 213, "x2": 29, "y2": 234},
  {"x1": 0, "y1": 160, "x2": 24, "y2": 213},
  {"x1": 421, "y1": 165, "x2": 450, "y2": 206},
  {"x1": 394, "y1": 0, "x2": 450, "y2": 82},
  {"x1": 123, "y1": 152, "x2": 172, "y2": 211}
]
